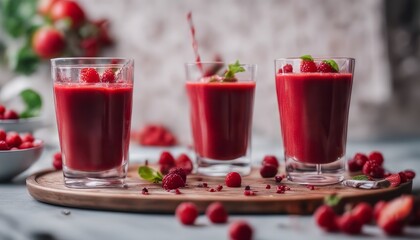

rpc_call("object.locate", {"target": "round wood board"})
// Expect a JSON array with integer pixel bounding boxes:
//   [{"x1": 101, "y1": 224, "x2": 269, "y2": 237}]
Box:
[{"x1": 26, "y1": 165, "x2": 412, "y2": 215}]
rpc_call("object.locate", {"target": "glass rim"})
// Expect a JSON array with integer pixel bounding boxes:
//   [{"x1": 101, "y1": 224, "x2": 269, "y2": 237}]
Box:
[
  {"x1": 51, "y1": 57, "x2": 134, "y2": 62},
  {"x1": 185, "y1": 62, "x2": 257, "y2": 68},
  {"x1": 275, "y1": 57, "x2": 355, "y2": 61}
]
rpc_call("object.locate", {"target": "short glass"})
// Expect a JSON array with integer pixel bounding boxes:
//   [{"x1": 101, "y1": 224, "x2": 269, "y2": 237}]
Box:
[
  {"x1": 185, "y1": 62, "x2": 257, "y2": 176},
  {"x1": 275, "y1": 57, "x2": 355, "y2": 185},
  {"x1": 51, "y1": 58, "x2": 134, "y2": 188}
]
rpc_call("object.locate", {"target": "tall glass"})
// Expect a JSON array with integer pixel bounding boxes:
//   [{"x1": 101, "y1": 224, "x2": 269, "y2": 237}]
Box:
[
  {"x1": 51, "y1": 58, "x2": 134, "y2": 188},
  {"x1": 275, "y1": 57, "x2": 354, "y2": 185},
  {"x1": 185, "y1": 62, "x2": 256, "y2": 176}
]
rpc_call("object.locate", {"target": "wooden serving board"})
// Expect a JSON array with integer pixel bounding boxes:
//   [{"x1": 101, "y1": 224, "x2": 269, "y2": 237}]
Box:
[{"x1": 26, "y1": 165, "x2": 412, "y2": 215}]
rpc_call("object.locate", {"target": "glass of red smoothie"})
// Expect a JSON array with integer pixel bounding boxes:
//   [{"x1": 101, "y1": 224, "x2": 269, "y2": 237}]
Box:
[
  {"x1": 185, "y1": 62, "x2": 256, "y2": 176},
  {"x1": 51, "y1": 58, "x2": 134, "y2": 188},
  {"x1": 275, "y1": 56, "x2": 355, "y2": 185}
]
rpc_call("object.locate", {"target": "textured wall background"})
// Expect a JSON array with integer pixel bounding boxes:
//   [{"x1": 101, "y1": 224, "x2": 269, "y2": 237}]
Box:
[{"x1": 4, "y1": 0, "x2": 413, "y2": 145}]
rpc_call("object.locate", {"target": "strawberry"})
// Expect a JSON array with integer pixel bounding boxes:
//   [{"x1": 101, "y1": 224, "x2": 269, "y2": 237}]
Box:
[
  {"x1": 386, "y1": 173, "x2": 401, "y2": 187},
  {"x1": 337, "y1": 213, "x2": 363, "y2": 235},
  {"x1": 404, "y1": 169, "x2": 416, "y2": 180},
  {"x1": 300, "y1": 55, "x2": 317, "y2": 73},
  {"x1": 175, "y1": 154, "x2": 193, "y2": 175},
  {"x1": 374, "y1": 201, "x2": 387, "y2": 222},
  {"x1": 50, "y1": 0, "x2": 85, "y2": 28},
  {"x1": 32, "y1": 27, "x2": 65, "y2": 59},
  {"x1": 101, "y1": 68, "x2": 115, "y2": 83},
  {"x1": 0, "y1": 140, "x2": 10, "y2": 150},
  {"x1": 80, "y1": 68, "x2": 100, "y2": 83},
  {"x1": 352, "y1": 202, "x2": 373, "y2": 225},
  {"x1": 398, "y1": 171, "x2": 408, "y2": 183},
  {"x1": 0, "y1": 129, "x2": 6, "y2": 141},
  {"x1": 378, "y1": 195, "x2": 414, "y2": 235},
  {"x1": 18, "y1": 142, "x2": 34, "y2": 149},
  {"x1": 3, "y1": 110, "x2": 19, "y2": 120}
]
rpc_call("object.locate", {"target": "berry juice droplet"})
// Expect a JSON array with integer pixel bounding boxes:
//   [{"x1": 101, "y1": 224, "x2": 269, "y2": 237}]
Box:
[{"x1": 187, "y1": 12, "x2": 203, "y2": 75}]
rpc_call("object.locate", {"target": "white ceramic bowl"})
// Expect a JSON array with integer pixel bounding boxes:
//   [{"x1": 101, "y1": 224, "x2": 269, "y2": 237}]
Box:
[
  {"x1": 0, "y1": 140, "x2": 44, "y2": 181},
  {"x1": 0, "y1": 117, "x2": 43, "y2": 133}
]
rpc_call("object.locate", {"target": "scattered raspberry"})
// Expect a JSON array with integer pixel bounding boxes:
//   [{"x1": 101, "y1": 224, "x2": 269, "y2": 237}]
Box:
[
  {"x1": 225, "y1": 172, "x2": 241, "y2": 187},
  {"x1": 307, "y1": 185, "x2": 315, "y2": 190},
  {"x1": 398, "y1": 172, "x2": 408, "y2": 183},
  {"x1": 137, "y1": 124, "x2": 177, "y2": 146},
  {"x1": 260, "y1": 164, "x2": 278, "y2": 178},
  {"x1": 317, "y1": 61, "x2": 337, "y2": 73},
  {"x1": 6, "y1": 133, "x2": 22, "y2": 148},
  {"x1": 209, "y1": 188, "x2": 216, "y2": 192},
  {"x1": 80, "y1": 68, "x2": 100, "y2": 83},
  {"x1": 373, "y1": 201, "x2": 387, "y2": 222},
  {"x1": 203, "y1": 182, "x2": 208, "y2": 188},
  {"x1": 262, "y1": 155, "x2": 279, "y2": 168},
  {"x1": 18, "y1": 142, "x2": 34, "y2": 149},
  {"x1": 0, "y1": 140, "x2": 10, "y2": 150},
  {"x1": 21, "y1": 133, "x2": 35, "y2": 142},
  {"x1": 386, "y1": 173, "x2": 401, "y2": 187},
  {"x1": 229, "y1": 221, "x2": 253, "y2": 240},
  {"x1": 362, "y1": 160, "x2": 384, "y2": 178},
  {"x1": 351, "y1": 202, "x2": 373, "y2": 225},
  {"x1": 176, "y1": 202, "x2": 198, "y2": 225},
  {"x1": 244, "y1": 190, "x2": 255, "y2": 196},
  {"x1": 53, "y1": 152, "x2": 62, "y2": 170},
  {"x1": 101, "y1": 68, "x2": 115, "y2": 83},
  {"x1": 3, "y1": 110, "x2": 19, "y2": 120},
  {"x1": 276, "y1": 185, "x2": 288, "y2": 194},
  {"x1": 378, "y1": 195, "x2": 414, "y2": 235},
  {"x1": 216, "y1": 185, "x2": 223, "y2": 191},
  {"x1": 274, "y1": 175, "x2": 283, "y2": 183},
  {"x1": 403, "y1": 169, "x2": 416, "y2": 180},
  {"x1": 162, "y1": 173, "x2": 185, "y2": 190},
  {"x1": 337, "y1": 213, "x2": 363, "y2": 235},
  {"x1": 0, "y1": 130, "x2": 6, "y2": 141},
  {"x1": 314, "y1": 205, "x2": 339, "y2": 232},
  {"x1": 176, "y1": 154, "x2": 193, "y2": 174},
  {"x1": 175, "y1": 188, "x2": 181, "y2": 195},
  {"x1": 265, "y1": 184, "x2": 271, "y2": 189},
  {"x1": 206, "y1": 202, "x2": 228, "y2": 224},
  {"x1": 283, "y1": 64, "x2": 293, "y2": 73},
  {"x1": 368, "y1": 151, "x2": 384, "y2": 166},
  {"x1": 168, "y1": 168, "x2": 187, "y2": 183},
  {"x1": 141, "y1": 187, "x2": 149, "y2": 195},
  {"x1": 244, "y1": 185, "x2": 250, "y2": 190}
]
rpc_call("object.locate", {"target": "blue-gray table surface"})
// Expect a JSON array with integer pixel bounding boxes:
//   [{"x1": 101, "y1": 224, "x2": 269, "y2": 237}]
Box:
[{"x1": 1, "y1": 138, "x2": 420, "y2": 240}]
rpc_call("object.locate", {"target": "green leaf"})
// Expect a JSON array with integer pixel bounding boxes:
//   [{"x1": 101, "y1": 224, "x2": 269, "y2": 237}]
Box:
[
  {"x1": 324, "y1": 60, "x2": 339, "y2": 72},
  {"x1": 324, "y1": 193, "x2": 341, "y2": 207},
  {"x1": 13, "y1": 45, "x2": 40, "y2": 75},
  {"x1": 300, "y1": 55, "x2": 314, "y2": 61},
  {"x1": 19, "y1": 89, "x2": 42, "y2": 118},
  {"x1": 138, "y1": 166, "x2": 163, "y2": 183},
  {"x1": 223, "y1": 60, "x2": 245, "y2": 80},
  {"x1": 351, "y1": 175, "x2": 369, "y2": 181}
]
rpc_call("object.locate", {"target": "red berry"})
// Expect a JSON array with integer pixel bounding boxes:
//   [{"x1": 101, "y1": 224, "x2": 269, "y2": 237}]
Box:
[
  {"x1": 266, "y1": 184, "x2": 271, "y2": 189},
  {"x1": 50, "y1": 0, "x2": 85, "y2": 28},
  {"x1": 53, "y1": 154, "x2": 63, "y2": 170},
  {"x1": 347, "y1": 159, "x2": 359, "y2": 172},
  {"x1": 260, "y1": 164, "x2": 278, "y2": 178},
  {"x1": 21, "y1": 133, "x2": 35, "y2": 143},
  {"x1": 168, "y1": 168, "x2": 187, "y2": 183},
  {"x1": 18, "y1": 142, "x2": 34, "y2": 149},
  {"x1": 206, "y1": 202, "x2": 228, "y2": 224},
  {"x1": 216, "y1": 185, "x2": 223, "y2": 191},
  {"x1": 362, "y1": 160, "x2": 384, "y2": 178},
  {"x1": 275, "y1": 175, "x2": 283, "y2": 183},
  {"x1": 398, "y1": 172, "x2": 408, "y2": 183},
  {"x1": 176, "y1": 202, "x2": 198, "y2": 225},
  {"x1": 338, "y1": 213, "x2": 363, "y2": 235},
  {"x1": 385, "y1": 173, "x2": 401, "y2": 187},
  {"x1": 404, "y1": 169, "x2": 416, "y2": 180},
  {"x1": 282, "y1": 64, "x2": 293, "y2": 73},
  {"x1": 158, "y1": 151, "x2": 176, "y2": 166},
  {"x1": 6, "y1": 133, "x2": 22, "y2": 148},
  {"x1": 159, "y1": 164, "x2": 173, "y2": 175},
  {"x1": 368, "y1": 151, "x2": 384, "y2": 166},
  {"x1": 262, "y1": 155, "x2": 279, "y2": 168},
  {"x1": 229, "y1": 221, "x2": 253, "y2": 240},
  {"x1": 352, "y1": 202, "x2": 373, "y2": 225},
  {"x1": 138, "y1": 125, "x2": 177, "y2": 146},
  {"x1": 32, "y1": 27, "x2": 65, "y2": 59},
  {"x1": 354, "y1": 153, "x2": 368, "y2": 169},
  {"x1": 373, "y1": 201, "x2": 386, "y2": 222},
  {"x1": 317, "y1": 61, "x2": 337, "y2": 73},
  {"x1": 378, "y1": 195, "x2": 414, "y2": 235},
  {"x1": 225, "y1": 172, "x2": 241, "y2": 187},
  {"x1": 0, "y1": 129, "x2": 6, "y2": 141},
  {"x1": 162, "y1": 173, "x2": 185, "y2": 190},
  {"x1": 38, "y1": 0, "x2": 59, "y2": 16},
  {"x1": 300, "y1": 60, "x2": 317, "y2": 73},
  {"x1": 0, "y1": 105, "x2": 5, "y2": 115},
  {"x1": 244, "y1": 190, "x2": 255, "y2": 196},
  {"x1": 3, "y1": 110, "x2": 19, "y2": 120},
  {"x1": 53, "y1": 152, "x2": 62, "y2": 161},
  {"x1": 101, "y1": 68, "x2": 115, "y2": 83},
  {"x1": 141, "y1": 187, "x2": 149, "y2": 195},
  {"x1": 80, "y1": 68, "x2": 100, "y2": 83},
  {"x1": 0, "y1": 140, "x2": 10, "y2": 150},
  {"x1": 175, "y1": 154, "x2": 193, "y2": 175},
  {"x1": 314, "y1": 205, "x2": 339, "y2": 232}
]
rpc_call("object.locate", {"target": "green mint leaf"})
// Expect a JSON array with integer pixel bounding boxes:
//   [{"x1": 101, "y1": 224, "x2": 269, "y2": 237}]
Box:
[
  {"x1": 351, "y1": 175, "x2": 369, "y2": 181},
  {"x1": 138, "y1": 166, "x2": 163, "y2": 183},
  {"x1": 324, "y1": 60, "x2": 339, "y2": 72},
  {"x1": 300, "y1": 55, "x2": 314, "y2": 61},
  {"x1": 19, "y1": 89, "x2": 42, "y2": 118},
  {"x1": 223, "y1": 60, "x2": 245, "y2": 80},
  {"x1": 324, "y1": 193, "x2": 341, "y2": 207}
]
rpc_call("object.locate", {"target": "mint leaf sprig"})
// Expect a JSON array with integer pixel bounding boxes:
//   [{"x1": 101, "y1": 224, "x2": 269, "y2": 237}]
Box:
[
  {"x1": 138, "y1": 166, "x2": 163, "y2": 183},
  {"x1": 223, "y1": 60, "x2": 245, "y2": 82},
  {"x1": 19, "y1": 89, "x2": 42, "y2": 118}
]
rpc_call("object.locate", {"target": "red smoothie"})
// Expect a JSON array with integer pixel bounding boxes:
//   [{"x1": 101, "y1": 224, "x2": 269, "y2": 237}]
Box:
[
  {"x1": 276, "y1": 73, "x2": 352, "y2": 164},
  {"x1": 186, "y1": 81, "x2": 255, "y2": 160},
  {"x1": 54, "y1": 83, "x2": 133, "y2": 171}
]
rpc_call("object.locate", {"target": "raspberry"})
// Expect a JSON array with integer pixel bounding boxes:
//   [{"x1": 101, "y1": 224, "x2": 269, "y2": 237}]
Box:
[
  {"x1": 21, "y1": 133, "x2": 35, "y2": 143},
  {"x1": 307, "y1": 185, "x2": 315, "y2": 190},
  {"x1": 282, "y1": 64, "x2": 293, "y2": 73},
  {"x1": 175, "y1": 154, "x2": 193, "y2": 174},
  {"x1": 0, "y1": 129, "x2": 6, "y2": 141},
  {"x1": 0, "y1": 105, "x2": 5, "y2": 115},
  {"x1": 362, "y1": 160, "x2": 384, "y2": 178},
  {"x1": 404, "y1": 169, "x2": 416, "y2": 180},
  {"x1": 373, "y1": 201, "x2": 386, "y2": 222},
  {"x1": 162, "y1": 173, "x2": 185, "y2": 190},
  {"x1": 175, "y1": 188, "x2": 181, "y2": 194},
  {"x1": 244, "y1": 185, "x2": 251, "y2": 190},
  {"x1": 275, "y1": 176, "x2": 283, "y2": 183},
  {"x1": 141, "y1": 187, "x2": 149, "y2": 195},
  {"x1": 158, "y1": 151, "x2": 176, "y2": 166},
  {"x1": 6, "y1": 133, "x2": 22, "y2": 148},
  {"x1": 314, "y1": 205, "x2": 339, "y2": 232},
  {"x1": 3, "y1": 110, "x2": 19, "y2": 120},
  {"x1": 368, "y1": 151, "x2": 384, "y2": 166},
  {"x1": 202, "y1": 182, "x2": 208, "y2": 188},
  {"x1": 80, "y1": 68, "x2": 100, "y2": 83},
  {"x1": 229, "y1": 221, "x2": 253, "y2": 240},
  {"x1": 262, "y1": 155, "x2": 279, "y2": 168},
  {"x1": 317, "y1": 61, "x2": 337, "y2": 73},
  {"x1": 216, "y1": 185, "x2": 223, "y2": 191},
  {"x1": 0, "y1": 140, "x2": 10, "y2": 150},
  {"x1": 18, "y1": 142, "x2": 34, "y2": 149},
  {"x1": 206, "y1": 202, "x2": 228, "y2": 224},
  {"x1": 347, "y1": 159, "x2": 359, "y2": 172},
  {"x1": 101, "y1": 68, "x2": 115, "y2": 83},
  {"x1": 354, "y1": 153, "x2": 368, "y2": 169},
  {"x1": 208, "y1": 188, "x2": 215, "y2": 192},
  {"x1": 244, "y1": 190, "x2": 255, "y2": 196},
  {"x1": 386, "y1": 173, "x2": 401, "y2": 187},
  {"x1": 352, "y1": 202, "x2": 373, "y2": 225},
  {"x1": 225, "y1": 172, "x2": 241, "y2": 187},
  {"x1": 398, "y1": 172, "x2": 408, "y2": 183},
  {"x1": 300, "y1": 56, "x2": 317, "y2": 73},
  {"x1": 260, "y1": 164, "x2": 278, "y2": 178},
  {"x1": 138, "y1": 124, "x2": 177, "y2": 146},
  {"x1": 175, "y1": 202, "x2": 198, "y2": 225},
  {"x1": 53, "y1": 154, "x2": 63, "y2": 170},
  {"x1": 159, "y1": 164, "x2": 173, "y2": 175},
  {"x1": 337, "y1": 213, "x2": 363, "y2": 235},
  {"x1": 168, "y1": 167, "x2": 187, "y2": 183}
]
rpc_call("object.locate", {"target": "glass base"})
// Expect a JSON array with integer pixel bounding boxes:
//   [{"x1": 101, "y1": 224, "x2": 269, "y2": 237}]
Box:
[
  {"x1": 63, "y1": 162, "x2": 128, "y2": 188},
  {"x1": 285, "y1": 156, "x2": 344, "y2": 185},
  {"x1": 197, "y1": 156, "x2": 251, "y2": 176}
]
